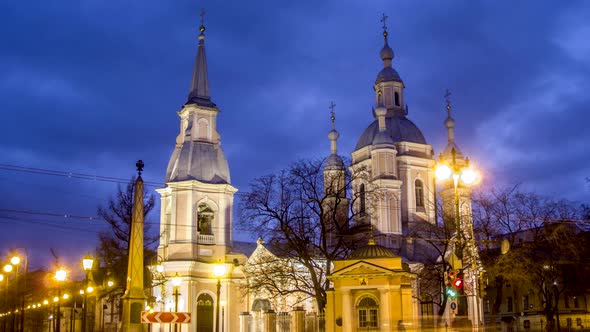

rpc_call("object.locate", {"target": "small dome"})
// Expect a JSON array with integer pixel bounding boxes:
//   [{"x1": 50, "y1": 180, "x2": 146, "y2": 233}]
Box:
[
  {"x1": 375, "y1": 67, "x2": 402, "y2": 85},
  {"x1": 325, "y1": 153, "x2": 344, "y2": 170},
  {"x1": 355, "y1": 115, "x2": 427, "y2": 150},
  {"x1": 328, "y1": 129, "x2": 339, "y2": 141},
  {"x1": 349, "y1": 243, "x2": 396, "y2": 259},
  {"x1": 444, "y1": 116, "x2": 455, "y2": 128},
  {"x1": 380, "y1": 44, "x2": 394, "y2": 61}
]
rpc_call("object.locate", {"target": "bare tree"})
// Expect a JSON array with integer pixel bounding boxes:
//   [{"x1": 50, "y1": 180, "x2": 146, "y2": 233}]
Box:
[
  {"x1": 239, "y1": 159, "x2": 371, "y2": 313},
  {"x1": 472, "y1": 187, "x2": 590, "y2": 331}
]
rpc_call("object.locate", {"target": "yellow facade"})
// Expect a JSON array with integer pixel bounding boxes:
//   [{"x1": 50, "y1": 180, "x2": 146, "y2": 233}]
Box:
[{"x1": 326, "y1": 253, "x2": 417, "y2": 332}]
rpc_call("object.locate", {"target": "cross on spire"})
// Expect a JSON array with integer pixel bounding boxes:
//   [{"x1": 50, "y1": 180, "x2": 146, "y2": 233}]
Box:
[
  {"x1": 329, "y1": 101, "x2": 336, "y2": 129},
  {"x1": 200, "y1": 9, "x2": 206, "y2": 26},
  {"x1": 380, "y1": 13, "x2": 388, "y2": 32},
  {"x1": 444, "y1": 88, "x2": 452, "y2": 117}
]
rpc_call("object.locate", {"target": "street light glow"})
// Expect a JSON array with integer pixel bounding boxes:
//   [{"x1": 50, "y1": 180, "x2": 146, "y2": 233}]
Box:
[
  {"x1": 212, "y1": 264, "x2": 227, "y2": 278},
  {"x1": 82, "y1": 255, "x2": 94, "y2": 271},
  {"x1": 10, "y1": 256, "x2": 20, "y2": 265},
  {"x1": 107, "y1": 280, "x2": 114, "y2": 287},
  {"x1": 3, "y1": 265, "x2": 12, "y2": 273},
  {"x1": 55, "y1": 269, "x2": 67, "y2": 282},
  {"x1": 434, "y1": 164, "x2": 452, "y2": 181},
  {"x1": 172, "y1": 273, "x2": 182, "y2": 287},
  {"x1": 87, "y1": 286, "x2": 94, "y2": 293},
  {"x1": 460, "y1": 168, "x2": 478, "y2": 185}
]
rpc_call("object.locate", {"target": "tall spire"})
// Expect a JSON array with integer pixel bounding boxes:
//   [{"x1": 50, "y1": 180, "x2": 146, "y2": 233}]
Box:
[
  {"x1": 325, "y1": 101, "x2": 344, "y2": 171},
  {"x1": 187, "y1": 9, "x2": 214, "y2": 107},
  {"x1": 442, "y1": 89, "x2": 463, "y2": 158},
  {"x1": 444, "y1": 89, "x2": 456, "y2": 144},
  {"x1": 328, "y1": 101, "x2": 339, "y2": 155},
  {"x1": 379, "y1": 13, "x2": 394, "y2": 67}
]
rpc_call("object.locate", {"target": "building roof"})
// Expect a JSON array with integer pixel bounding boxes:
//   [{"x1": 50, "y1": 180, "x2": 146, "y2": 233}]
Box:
[
  {"x1": 165, "y1": 141, "x2": 230, "y2": 184},
  {"x1": 355, "y1": 115, "x2": 427, "y2": 150},
  {"x1": 349, "y1": 242, "x2": 397, "y2": 259}
]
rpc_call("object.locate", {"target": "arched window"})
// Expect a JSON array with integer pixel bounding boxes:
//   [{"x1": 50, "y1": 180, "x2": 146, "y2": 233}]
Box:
[
  {"x1": 415, "y1": 179, "x2": 424, "y2": 208},
  {"x1": 394, "y1": 91, "x2": 400, "y2": 106},
  {"x1": 359, "y1": 184, "x2": 366, "y2": 216},
  {"x1": 197, "y1": 204, "x2": 214, "y2": 235},
  {"x1": 357, "y1": 296, "x2": 379, "y2": 329}
]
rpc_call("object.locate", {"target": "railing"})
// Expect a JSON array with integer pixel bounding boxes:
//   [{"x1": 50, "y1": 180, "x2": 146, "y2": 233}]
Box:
[{"x1": 197, "y1": 234, "x2": 215, "y2": 244}]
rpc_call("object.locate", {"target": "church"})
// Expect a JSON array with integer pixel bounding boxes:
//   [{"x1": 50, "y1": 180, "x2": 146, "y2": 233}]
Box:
[{"x1": 149, "y1": 13, "x2": 482, "y2": 332}]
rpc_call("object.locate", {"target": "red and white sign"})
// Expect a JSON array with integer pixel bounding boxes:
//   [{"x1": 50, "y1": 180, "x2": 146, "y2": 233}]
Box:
[{"x1": 141, "y1": 311, "x2": 191, "y2": 324}]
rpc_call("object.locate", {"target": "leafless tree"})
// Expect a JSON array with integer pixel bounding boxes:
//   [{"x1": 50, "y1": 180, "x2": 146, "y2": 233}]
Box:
[{"x1": 239, "y1": 159, "x2": 372, "y2": 313}]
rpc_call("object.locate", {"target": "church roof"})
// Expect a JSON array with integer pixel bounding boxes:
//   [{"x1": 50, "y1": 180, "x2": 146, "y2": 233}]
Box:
[
  {"x1": 375, "y1": 66, "x2": 402, "y2": 85},
  {"x1": 186, "y1": 24, "x2": 216, "y2": 107},
  {"x1": 355, "y1": 115, "x2": 427, "y2": 150},
  {"x1": 165, "y1": 141, "x2": 230, "y2": 184},
  {"x1": 349, "y1": 242, "x2": 397, "y2": 259},
  {"x1": 325, "y1": 153, "x2": 344, "y2": 169}
]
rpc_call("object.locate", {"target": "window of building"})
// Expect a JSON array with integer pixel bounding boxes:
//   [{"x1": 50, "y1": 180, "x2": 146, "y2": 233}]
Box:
[
  {"x1": 523, "y1": 295, "x2": 529, "y2": 311},
  {"x1": 197, "y1": 204, "x2": 214, "y2": 235},
  {"x1": 357, "y1": 297, "x2": 378, "y2": 329},
  {"x1": 565, "y1": 295, "x2": 570, "y2": 308},
  {"x1": 394, "y1": 91, "x2": 400, "y2": 106},
  {"x1": 415, "y1": 179, "x2": 424, "y2": 208},
  {"x1": 576, "y1": 318, "x2": 582, "y2": 327},
  {"x1": 507, "y1": 297, "x2": 513, "y2": 312},
  {"x1": 567, "y1": 318, "x2": 573, "y2": 327},
  {"x1": 574, "y1": 296, "x2": 580, "y2": 308},
  {"x1": 359, "y1": 184, "x2": 366, "y2": 216},
  {"x1": 524, "y1": 320, "x2": 531, "y2": 329}
]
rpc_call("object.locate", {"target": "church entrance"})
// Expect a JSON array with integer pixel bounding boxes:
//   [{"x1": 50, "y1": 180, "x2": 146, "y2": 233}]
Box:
[{"x1": 196, "y1": 294, "x2": 214, "y2": 332}]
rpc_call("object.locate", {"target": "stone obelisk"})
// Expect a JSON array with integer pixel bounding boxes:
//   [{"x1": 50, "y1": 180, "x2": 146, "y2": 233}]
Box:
[{"x1": 120, "y1": 160, "x2": 147, "y2": 332}]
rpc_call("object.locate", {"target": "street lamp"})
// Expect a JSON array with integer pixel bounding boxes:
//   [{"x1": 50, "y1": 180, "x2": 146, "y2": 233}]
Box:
[
  {"x1": 434, "y1": 147, "x2": 480, "y2": 255},
  {"x1": 212, "y1": 263, "x2": 227, "y2": 332},
  {"x1": 435, "y1": 148, "x2": 480, "y2": 320},
  {"x1": 82, "y1": 254, "x2": 94, "y2": 332},
  {"x1": 54, "y1": 268, "x2": 67, "y2": 332},
  {"x1": 171, "y1": 273, "x2": 182, "y2": 332}
]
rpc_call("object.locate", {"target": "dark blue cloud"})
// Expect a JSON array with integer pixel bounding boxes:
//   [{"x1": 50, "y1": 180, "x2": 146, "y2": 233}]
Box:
[{"x1": 1, "y1": 0, "x2": 588, "y2": 269}]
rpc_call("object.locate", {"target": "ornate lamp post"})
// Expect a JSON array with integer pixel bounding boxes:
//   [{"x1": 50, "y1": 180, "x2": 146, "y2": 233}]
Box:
[
  {"x1": 82, "y1": 255, "x2": 94, "y2": 332},
  {"x1": 54, "y1": 269, "x2": 67, "y2": 332},
  {"x1": 435, "y1": 148, "x2": 479, "y2": 256},
  {"x1": 171, "y1": 273, "x2": 181, "y2": 332},
  {"x1": 212, "y1": 263, "x2": 227, "y2": 332},
  {"x1": 435, "y1": 148, "x2": 480, "y2": 320}
]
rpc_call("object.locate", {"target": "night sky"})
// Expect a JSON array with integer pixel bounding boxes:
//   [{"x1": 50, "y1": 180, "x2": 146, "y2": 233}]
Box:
[{"x1": 1, "y1": 0, "x2": 589, "y2": 274}]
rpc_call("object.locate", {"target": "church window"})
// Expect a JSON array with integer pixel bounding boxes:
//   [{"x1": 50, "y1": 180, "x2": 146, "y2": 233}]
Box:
[
  {"x1": 415, "y1": 179, "x2": 424, "y2": 208},
  {"x1": 394, "y1": 91, "x2": 400, "y2": 106},
  {"x1": 357, "y1": 296, "x2": 378, "y2": 329},
  {"x1": 359, "y1": 184, "x2": 366, "y2": 216},
  {"x1": 197, "y1": 204, "x2": 214, "y2": 235}
]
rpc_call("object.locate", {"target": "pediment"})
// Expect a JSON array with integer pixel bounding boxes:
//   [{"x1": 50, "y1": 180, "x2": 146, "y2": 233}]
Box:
[{"x1": 331, "y1": 261, "x2": 392, "y2": 278}]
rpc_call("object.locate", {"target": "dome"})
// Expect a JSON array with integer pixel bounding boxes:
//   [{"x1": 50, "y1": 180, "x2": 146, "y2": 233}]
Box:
[
  {"x1": 380, "y1": 44, "x2": 394, "y2": 61},
  {"x1": 165, "y1": 141, "x2": 230, "y2": 184},
  {"x1": 355, "y1": 116, "x2": 427, "y2": 150},
  {"x1": 349, "y1": 243, "x2": 396, "y2": 259},
  {"x1": 325, "y1": 153, "x2": 345, "y2": 170},
  {"x1": 375, "y1": 67, "x2": 402, "y2": 85},
  {"x1": 372, "y1": 130, "x2": 395, "y2": 147}
]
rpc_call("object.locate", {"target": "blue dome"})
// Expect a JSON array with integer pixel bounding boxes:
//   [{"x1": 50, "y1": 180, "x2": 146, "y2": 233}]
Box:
[{"x1": 355, "y1": 115, "x2": 427, "y2": 150}]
